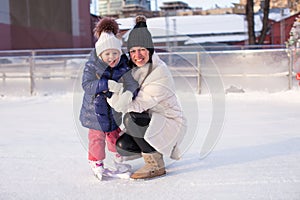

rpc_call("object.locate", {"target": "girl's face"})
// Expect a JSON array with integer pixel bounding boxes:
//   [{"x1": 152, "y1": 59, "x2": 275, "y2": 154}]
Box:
[
  {"x1": 100, "y1": 49, "x2": 121, "y2": 68},
  {"x1": 129, "y1": 47, "x2": 150, "y2": 67}
]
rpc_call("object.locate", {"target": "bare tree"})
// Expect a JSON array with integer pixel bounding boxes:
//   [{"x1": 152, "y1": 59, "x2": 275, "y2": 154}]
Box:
[
  {"x1": 258, "y1": 0, "x2": 270, "y2": 44},
  {"x1": 246, "y1": 0, "x2": 256, "y2": 45},
  {"x1": 246, "y1": 0, "x2": 271, "y2": 45}
]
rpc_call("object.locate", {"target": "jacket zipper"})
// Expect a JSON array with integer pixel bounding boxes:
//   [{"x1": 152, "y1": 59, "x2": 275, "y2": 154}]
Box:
[{"x1": 107, "y1": 67, "x2": 114, "y2": 131}]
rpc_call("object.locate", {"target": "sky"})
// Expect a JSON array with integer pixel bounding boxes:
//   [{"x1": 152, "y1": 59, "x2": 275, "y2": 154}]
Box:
[{"x1": 151, "y1": 0, "x2": 240, "y2": 10}]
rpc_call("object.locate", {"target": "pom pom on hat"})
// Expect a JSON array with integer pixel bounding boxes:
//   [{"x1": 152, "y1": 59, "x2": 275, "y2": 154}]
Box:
[
  {"x1": 127, "y1": 15, "x2": 154, "y2": 55},
  {"x1": 93, "y1": 17, "x2": 119, "y2": 39},
  {"x1": 135, "y1": 15, "x2": 146, "y2": 24}
]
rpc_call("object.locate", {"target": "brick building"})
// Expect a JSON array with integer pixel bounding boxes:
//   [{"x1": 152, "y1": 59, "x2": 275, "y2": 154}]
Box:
[{"x1": 0, "y1": 0, "x2": 91, "y2": 50}]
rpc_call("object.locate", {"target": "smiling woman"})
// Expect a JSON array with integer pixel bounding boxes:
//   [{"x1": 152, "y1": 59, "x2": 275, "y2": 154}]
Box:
[{"x1": 108, "y1": 15, "x2": 188, "y2": 180}]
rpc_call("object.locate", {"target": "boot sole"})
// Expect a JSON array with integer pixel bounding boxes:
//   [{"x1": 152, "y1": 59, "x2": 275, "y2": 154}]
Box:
[{"x1": 129, "y1": 171, "x2": 166, "y2": 181}]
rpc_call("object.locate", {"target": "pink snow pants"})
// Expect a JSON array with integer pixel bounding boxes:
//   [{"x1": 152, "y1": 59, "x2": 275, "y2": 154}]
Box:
[{"x1": 88, "y1": 128, "x2": 121, "y2": 161}]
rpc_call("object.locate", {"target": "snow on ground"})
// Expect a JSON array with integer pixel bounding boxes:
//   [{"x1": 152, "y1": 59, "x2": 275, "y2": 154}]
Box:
[{"x1": 0, "y1": 90, "x2": 300, "y2": 200}]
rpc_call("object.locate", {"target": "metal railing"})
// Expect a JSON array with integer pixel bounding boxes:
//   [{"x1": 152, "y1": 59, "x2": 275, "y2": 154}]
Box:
[{"x1": 0, "y1": 47, "x2": 298, "y2": 95}]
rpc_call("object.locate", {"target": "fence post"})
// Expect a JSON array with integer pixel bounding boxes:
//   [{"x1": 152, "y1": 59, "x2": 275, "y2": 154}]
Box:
[
  {"x1": 29, "y1": 50, "x2": 36, "y2": 95},
  {"x1": 288, "y1": 48, "x2": 294, "y2": 90},
  {"x1": 2, "y1": 72, "x2": 6, "y2": 83},
  {"x1": 197, "y1": 52, "x2": 201, "y2": 94}
]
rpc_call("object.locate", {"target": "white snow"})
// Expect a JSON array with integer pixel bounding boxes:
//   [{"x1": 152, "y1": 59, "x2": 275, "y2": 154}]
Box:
[
  {"x1": 185, "y1": 34, "x2": 248, "y2": 44},
  {"x1": 1, "y1": 88, "x2": 300, "y2": 200},
  {"x1": 117, "y1": 11, "x2": 291, "y2": 45},
  {"x1": 118, "y1": 14, "x2": 255, "y2": 35}
]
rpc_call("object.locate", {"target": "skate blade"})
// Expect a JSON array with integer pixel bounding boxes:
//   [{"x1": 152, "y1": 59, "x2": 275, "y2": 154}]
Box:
[
  {"x1": 117, "y1": 166, "x2": 132, "y2": 173},
  {"x1": 94, "y1": 173, "x2": 103, "y2": 181}
]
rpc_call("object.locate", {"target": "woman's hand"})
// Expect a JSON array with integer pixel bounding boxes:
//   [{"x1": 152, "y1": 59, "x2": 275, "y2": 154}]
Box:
[
  {"x1": 108, "y1": 80, "x2": 123, "y2": 93},
  {"x1": 108, "y1": 91, "x2": 133, "y2": 113}
]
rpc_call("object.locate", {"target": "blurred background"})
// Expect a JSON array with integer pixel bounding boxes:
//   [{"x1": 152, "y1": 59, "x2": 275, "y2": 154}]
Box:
[
  {"x1": 0, "y1": 0, "x2": 300, "y2": 96},
  {"x1": 0, "y1": 0, "x2": 300, "y2": 50}
]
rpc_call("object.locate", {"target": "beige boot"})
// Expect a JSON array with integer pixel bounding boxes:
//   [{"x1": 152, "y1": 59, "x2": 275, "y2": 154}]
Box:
[{"x1": 130, "y1": 152, "x2": 166, "y2": 179}]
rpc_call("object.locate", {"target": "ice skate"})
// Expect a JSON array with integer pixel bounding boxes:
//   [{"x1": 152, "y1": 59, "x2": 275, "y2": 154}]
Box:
[
  {"x1": 113, "y1": 154, "x2": 132, "y2": 173},
  {"x1": 89, "y1": 160, "x2": 105, "y2": 181}
]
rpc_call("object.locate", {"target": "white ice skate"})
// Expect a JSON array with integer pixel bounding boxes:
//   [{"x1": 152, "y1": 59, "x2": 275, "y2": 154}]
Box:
[{"x1": 89, "y1": 160, "x2": 105, "y2": 181}]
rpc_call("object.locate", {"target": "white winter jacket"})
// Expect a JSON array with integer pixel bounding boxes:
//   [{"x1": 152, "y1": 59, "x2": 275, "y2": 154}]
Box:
[{"x1": 128, "y1": 53, "x2": 187, "y2": 159}]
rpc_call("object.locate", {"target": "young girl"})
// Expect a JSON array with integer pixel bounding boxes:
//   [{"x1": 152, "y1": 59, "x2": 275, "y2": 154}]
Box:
[{"x1": 79, "y1": 17, "x2": 138, "y2": 180}]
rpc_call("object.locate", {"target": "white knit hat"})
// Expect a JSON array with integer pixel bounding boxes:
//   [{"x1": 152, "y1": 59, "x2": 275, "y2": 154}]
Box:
[{"x1": 95, "y1": 32, "x2": 122, "y2": 56}]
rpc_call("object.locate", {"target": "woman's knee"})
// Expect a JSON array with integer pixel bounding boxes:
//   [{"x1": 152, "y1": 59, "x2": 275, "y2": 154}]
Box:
[
  {"x1": 116, "y1": 133, "x2": 130, "y2": 149},
  {"x1": 116, "y1": 133, "x2": 141, "y2": 156}
]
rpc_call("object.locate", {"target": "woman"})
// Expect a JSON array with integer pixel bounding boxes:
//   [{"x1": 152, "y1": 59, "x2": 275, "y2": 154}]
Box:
[{"x1": 108, "y1": 15, "x2": 187, "y2": 179}]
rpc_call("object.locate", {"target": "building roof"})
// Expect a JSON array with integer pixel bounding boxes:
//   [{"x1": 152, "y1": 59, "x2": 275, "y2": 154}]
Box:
[
  {"x1": 159, "y1": 1, "x2": 191, "y2": 10},
  {"x1": 116, "y1": 12, "x2": 289, "y2": 44}
]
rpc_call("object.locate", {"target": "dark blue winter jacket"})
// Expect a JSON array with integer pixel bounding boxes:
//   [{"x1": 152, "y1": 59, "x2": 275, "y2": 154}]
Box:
[{"x1": 79, "y1": 49, "x2": 138, "y2": 131}]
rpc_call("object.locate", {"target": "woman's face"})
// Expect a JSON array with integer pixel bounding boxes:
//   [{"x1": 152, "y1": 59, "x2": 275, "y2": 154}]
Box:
[{"x1": 129, "y1": 47, "x2": 150, "y2": 67}]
